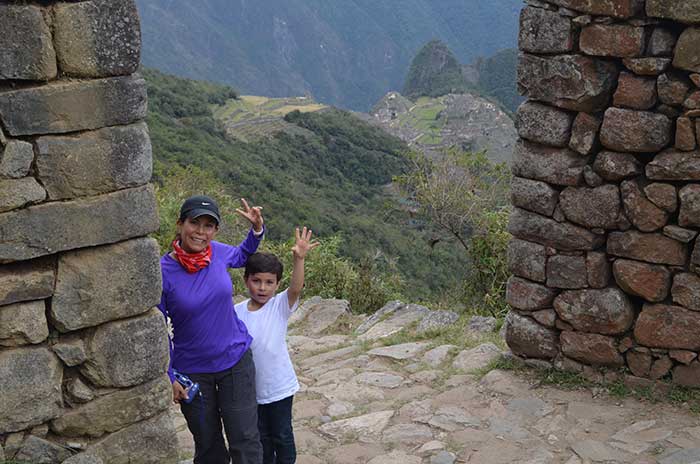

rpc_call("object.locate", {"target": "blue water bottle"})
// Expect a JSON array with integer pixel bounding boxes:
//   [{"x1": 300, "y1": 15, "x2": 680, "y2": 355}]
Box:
[{"x1": 173, "y1": 370, "x2": 200, "y2": 403}]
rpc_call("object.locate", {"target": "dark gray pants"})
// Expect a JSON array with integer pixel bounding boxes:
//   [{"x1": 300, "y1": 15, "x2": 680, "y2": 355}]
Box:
[{"x1": 181, "y1": 349, "x2": 262, "y2": 464}]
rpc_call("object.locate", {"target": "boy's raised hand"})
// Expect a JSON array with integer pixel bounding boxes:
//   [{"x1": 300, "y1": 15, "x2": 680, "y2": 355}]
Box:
[
  {"x1": 235, "y1": 198, "x2": 264, "y2": 232},
  {"x1": 292, "y1": 226, "x2": 320, "y2": 260}
]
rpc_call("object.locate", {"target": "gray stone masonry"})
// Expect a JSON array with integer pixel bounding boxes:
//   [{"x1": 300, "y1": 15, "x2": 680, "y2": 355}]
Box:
[{"x1": 508, "y1": 0, "x2": 700, "y2": 386}]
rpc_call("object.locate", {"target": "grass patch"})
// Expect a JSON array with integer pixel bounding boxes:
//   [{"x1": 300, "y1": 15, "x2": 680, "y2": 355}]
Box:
[
  {"x1": 535, "y1": 369, "x2": 591, "y2": 390},
  {"x1": 469, "y1": 354, "x2": 526, "y2": 380}
]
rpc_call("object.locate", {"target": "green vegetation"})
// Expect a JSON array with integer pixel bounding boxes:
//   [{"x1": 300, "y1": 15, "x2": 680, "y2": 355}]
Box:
[
  {"x1": 476, "y1": 48, "x2": 523, "y2": 114},
  {"x1": 145, "y1": 68, "x2": 469, "y2": 305},
  {"x1": 402, "y1": 40, "x2": 472, "y2": 100},
  {"x1": 395, "y1": 150, "x2": 512, "y2": 317}
]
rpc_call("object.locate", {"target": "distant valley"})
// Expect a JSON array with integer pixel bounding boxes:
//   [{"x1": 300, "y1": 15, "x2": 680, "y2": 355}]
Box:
[{"x1": 136, "y1": 0, "x2": 520, "y2": 110}]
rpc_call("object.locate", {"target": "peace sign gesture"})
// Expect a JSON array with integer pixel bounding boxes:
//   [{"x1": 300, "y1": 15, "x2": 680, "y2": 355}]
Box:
[
  {"x1": 292, "y1": 226, "x2": 320, "y2": 260},
  {"x1": 235, "y1": 198, "x2": 264, "y2": 232}
]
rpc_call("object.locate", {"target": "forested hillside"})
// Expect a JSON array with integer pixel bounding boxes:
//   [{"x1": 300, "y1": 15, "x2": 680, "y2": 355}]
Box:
[
  {"x1": 136, "y1": 0, "x2": 520, "y2": 110},
  {"x1": 145, "y1": 69, "x2": 467, "y2": 298}
]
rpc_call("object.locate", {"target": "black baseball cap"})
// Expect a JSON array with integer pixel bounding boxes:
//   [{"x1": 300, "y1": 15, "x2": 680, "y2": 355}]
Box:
[{"x1": 179, "y1": 195, "x2": 221, "y2": 224}]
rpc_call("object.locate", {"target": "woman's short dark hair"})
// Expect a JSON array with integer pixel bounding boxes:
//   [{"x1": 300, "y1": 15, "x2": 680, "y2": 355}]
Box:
[{"x1": 244, "y1": 252, "x2": 283, "y2": 281}]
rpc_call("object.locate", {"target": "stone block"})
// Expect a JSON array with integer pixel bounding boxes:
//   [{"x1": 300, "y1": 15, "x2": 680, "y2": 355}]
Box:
[
  {"x1": 623, "y1": 57, "x2": 671, "y2": 75},
  {"x1": 0, "y1": 141, "x2": 34, "y2": 179},
  {"x1": 0, "y1": 75, "x2": 147, "y2": 136},
  {"x1": 672, "y1": 273, "x2": 700, "y2": 311},
  {"x1": 0, "y1": 177, "x2": 47, "y2": 213},
  {"x1": 554, "y1": 288, "x2": 634, "y2": 335},
  {"x1": 647, "y1": 149, "x2": 700, "y2": 180},
  {"x1": 608, "y1": 231, "x2": 687, "y2": 266},
  {"x1": 620, "y1": 179, "x2": 668, "y2": 232},
  {"x1": 53, "y1": 0, "x2": 141, "y2": 77},
  {"x1": 613, "y1": 72, "x2": 657, "y2": 109},
  {"x1": 648, "y1": 1, "x2": 700, "y2": 23},
  {"x1": 664, "y1": 225, "x2": 697, "y2": 243},
  {"x1": 35, "y1": 122, "x2": 152, "y2": 200},
  {"x1": 0, "y1": 184, "x2": 159, "y2": 263},
  {"x1": 670, "y1": 349, "x2": 697, "y2": 364},
  {"x1": 580, "y1": 24, "x2": 644, "y2": 57},
  {"x1": 583, "y1": 165, "x2": 604, "y2": 187},
  {"x1": 505, "y1": 311, "x2": 559, "y2": 359},
  {"x1": 512, "y1": 140, "x2": 588, "y2": 186},
  {"x1": 0, "y1": 300, "x2": 48, "y2": 347},
  {"x1": 647, "y1": 27, "x2": 677, "y2": 56},
  {"x1": 545, "y1": 0, "x2": 643, "y2": 17},
  {"x1": 569, "y1": 112, "x2": 602, "y2": 155},
  {"x1": 86, "y1": 411, "x2": 178, "y2": 464},
  {"x1": 600, "y1": 108, "x2": 672, "y2": 153},
  {"x1": 694, "y1": 241, "x2": 700, "y2": 273},
  {"x1": 510, "y1": 176, "x2": 559, "y2": 216},
  {"x1": 673, "y1": 28, "x2": 700, "y2": 72},
  {"x1": 517, "y1": 53, "x2": 618, "y2": 112},
  {"x1": 627, "y1": 350, "x2": 652, "y2": 377},
  {"x1": 673, "y1": 361, "x2": 700, "y2": 387},
  {"x1": 613, "y1": 259, "x2": 671, "y2": 302},
  {"x1": 685, "y1": 90, "x2": 700, "y2": 109},
  {"x1": 508, "y1": 208, "x2": 605, "y2": 251},
  {"x1": 561, "y1": 332, "x2": 623, "y2": 366},
  {"x1": 650, "y1": 356, "x2": 673, "y2": 380},
  {"x1": 80, "y1": 309, "x2": 169, "y2": 388},
  {"x1": 52, "y1": 335, "x2": 87, "y2": 367},
  {"x1": 0, "y1": 346, "x2": 62, "y2": 433},
  {"x1": 657, "y1": 73, "x2": 691, "y2": 106},
  {"x1": 14, "y1": 436, "x2": 71, "y2": 464},
  {"x1": 560, "y1": 184, "x2": 622, "y2": 229},
  {"x1": 516, "y1": 102, "x2": 574, "y2": 147},
  {"x1": 547, "y1": 254, "x2": 587, "y2": 289},
  {"x1": 51, "y1": 376, "x2": 170, "y2": 438},
  {"x1": 586, "y1": 251, "x2": 611, "y2": 288},
  {"x1": 0, "y1": 256, "x2": 55, "y2": 306},
  {"x1": 52, "y1": 238, "x2": 166, "y2": 331},
  {"x1": 675, "y1": 117, "x2": 697, "y2": 151},
  {"x1": 532, "y1": 309, "x2": 557, "y2": 327},
  {"x1": 592, "y1": 150, "x2": 643, "y2": 181},
  {"x1": 505, "y1": 276, "x2": 558, "y2": 311},
  {"x1": 519, "y1": 7, "x2": 574, "y2": 54},
  {"x1": 0, "y1": 4, "x2": 57, "y2": 80},
  {"x1": 66, "y1": 377, "x2": 95, "y2": 405},
  {"x1": 507, "y1": 238, "x2": 546, "y2": 282},
  {"x1": 635, "y1": 304, "x2": 700, "y2": 350},
  {"x1": 643, "y1": 184, "x2": 677, "y2": 214},
  {"x1": 679, "y1": 184, "x2": 700, "y2": 228}
]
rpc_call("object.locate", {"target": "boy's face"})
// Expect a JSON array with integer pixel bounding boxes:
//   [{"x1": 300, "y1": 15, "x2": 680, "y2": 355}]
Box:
[{"x1": 245, "y1": 272, "x2": 280, "y2": 306}]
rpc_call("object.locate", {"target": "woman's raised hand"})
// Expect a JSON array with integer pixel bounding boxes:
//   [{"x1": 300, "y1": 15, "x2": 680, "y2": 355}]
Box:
[{"x1": 235, "y1": 198, "x2": 264, "y2": 232}]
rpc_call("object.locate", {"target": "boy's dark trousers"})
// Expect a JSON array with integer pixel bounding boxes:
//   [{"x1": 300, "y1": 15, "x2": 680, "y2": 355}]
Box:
[
  {"x1": 180, "y1": 349, "x2": 263, "y2": 464},
  {"x1": 258, "y1": 395, "x2": 296, "y2": 464}
]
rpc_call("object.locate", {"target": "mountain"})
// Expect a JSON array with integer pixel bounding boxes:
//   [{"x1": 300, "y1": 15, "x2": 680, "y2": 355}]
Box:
[
  {"x1": 145, "y1": 69, "x2": 468, "y2": 298},
  {"x1": 367, "y1": 92, "x2": 517, "y2": 164},
  {"x1": 135, "y1": 0, "x2": 521, "y2": 111},
  {"x1": 402, "y1": 40, "x2": 471, "y2": 100}
]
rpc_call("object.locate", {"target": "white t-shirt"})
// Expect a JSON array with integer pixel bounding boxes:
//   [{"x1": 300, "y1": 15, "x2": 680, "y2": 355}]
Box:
[{"x1": 234, "y1": 289, "x2": 300, "y2": 404}]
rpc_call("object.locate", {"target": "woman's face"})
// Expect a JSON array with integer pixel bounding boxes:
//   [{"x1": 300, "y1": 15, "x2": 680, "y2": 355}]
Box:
[{"x1": 177, "y1": 215, "x2": 219, "y2": 253}]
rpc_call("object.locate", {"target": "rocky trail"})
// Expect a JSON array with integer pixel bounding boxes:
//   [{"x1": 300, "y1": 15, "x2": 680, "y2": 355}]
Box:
[{"x1": 174, "y1": 299, "x2": 700, "y2": 464}]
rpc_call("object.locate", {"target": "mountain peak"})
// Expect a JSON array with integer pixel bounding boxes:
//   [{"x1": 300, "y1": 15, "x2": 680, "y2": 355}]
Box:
[{"x1": 402, "y1": 40, "x2": 470, "y2": 101}]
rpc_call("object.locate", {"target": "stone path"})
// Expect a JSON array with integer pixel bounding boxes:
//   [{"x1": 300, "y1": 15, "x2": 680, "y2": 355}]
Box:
[{"x1": 174, "y1": 300, "x2": 700, "y2": 463}]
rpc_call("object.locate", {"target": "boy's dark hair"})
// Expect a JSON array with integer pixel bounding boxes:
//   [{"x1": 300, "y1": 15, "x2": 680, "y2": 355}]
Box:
[{"x1": 244, "y1": 252, "x2": 283, "y2": 281}]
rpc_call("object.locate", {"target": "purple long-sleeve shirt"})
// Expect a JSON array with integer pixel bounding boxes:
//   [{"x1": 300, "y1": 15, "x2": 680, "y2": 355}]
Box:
[{"x1": 158, "y1": 230, "x2": 262, "y2": 382}]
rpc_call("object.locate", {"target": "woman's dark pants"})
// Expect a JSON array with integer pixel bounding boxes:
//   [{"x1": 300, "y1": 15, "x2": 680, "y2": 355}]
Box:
[
  {"x1": 180, "y1": 349, "x2": 263, "y2": 464},
  {"x1": 257, "y1": 395, "x2": 296, "y2": 464}
]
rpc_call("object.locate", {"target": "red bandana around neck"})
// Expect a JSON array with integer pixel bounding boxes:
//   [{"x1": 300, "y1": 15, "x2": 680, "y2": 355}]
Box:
[{"x1": 172, "y1": 239, "x2": 212, "y2": 273}]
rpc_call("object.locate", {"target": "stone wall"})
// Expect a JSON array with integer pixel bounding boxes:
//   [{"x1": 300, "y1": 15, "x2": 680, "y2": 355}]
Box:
[
  {"x1": 507, "y1": 0, "x2": 700, "y2": 387},
  {"x1": 0, "y1": 1, "x2": 177, "y2": 463}
]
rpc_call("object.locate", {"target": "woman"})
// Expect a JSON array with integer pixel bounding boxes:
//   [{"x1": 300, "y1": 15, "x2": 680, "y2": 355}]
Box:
[{"x1": 158, "y1": 194, "x2": 264, "y2": 464}]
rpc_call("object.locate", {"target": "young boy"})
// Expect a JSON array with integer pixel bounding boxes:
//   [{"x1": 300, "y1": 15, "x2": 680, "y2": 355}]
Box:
[{"x1": 234, "y1": 226, "x2": 319, "y2": 464}]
